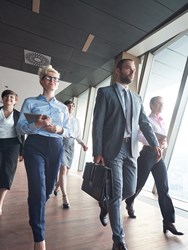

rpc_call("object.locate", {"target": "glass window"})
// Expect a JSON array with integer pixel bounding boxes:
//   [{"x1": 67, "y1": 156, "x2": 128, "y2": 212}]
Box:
[
  {"x1": 73, "y1": 76, "x2": 112, "y2": 170},
  {"x1": 143, "y1": 50, "x2": 187, "y2": 129},
  {"x1": 84, "y1": 76, "x2": 112, "y2": 165},
  {"x1": 141, "y1": 33, "x2": 188, "y2": 191},
  {"x1": 168, "y1": 99, "x2": 188, "y2": 202}
]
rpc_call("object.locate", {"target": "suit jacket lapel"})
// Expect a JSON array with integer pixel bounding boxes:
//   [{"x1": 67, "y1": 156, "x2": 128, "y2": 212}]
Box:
[{"x1": 113, "y1": 83, "x2": 126, "y2": 117}]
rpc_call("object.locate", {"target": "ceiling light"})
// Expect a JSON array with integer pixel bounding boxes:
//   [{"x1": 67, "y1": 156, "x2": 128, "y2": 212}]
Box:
[
  {"x1": 82, "y1": 34, "x2": 95, "y2": 53},
  {"x1": 32, "y1": 0, "x2": 40, "y2": 13}
]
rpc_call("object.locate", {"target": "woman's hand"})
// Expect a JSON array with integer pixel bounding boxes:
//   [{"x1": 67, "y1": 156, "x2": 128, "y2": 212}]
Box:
[
  {"x1": 82, "y1": 145, "x2": 88, "y2": 151},
  {"x1": 35, "y1": 115, "x2": 52, "y2": 128},
  {"x1": 44, "y1": 124, "x2": 64, "y2": 134}
]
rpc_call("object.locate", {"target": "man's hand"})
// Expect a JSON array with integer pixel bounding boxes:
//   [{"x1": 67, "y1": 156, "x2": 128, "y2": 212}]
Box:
[
  {"x1": 153, "y1": 146, "x2": 162, "y2": 162},
  {"x1": 18, "y1": 156, "x2": 24, "y2": 162},
  {"x1": 158, "y1": 138, "x2": 167, "y2": 150},
  {"x1": 93, "y1": 155, "x2": 105, "y2": 165}
]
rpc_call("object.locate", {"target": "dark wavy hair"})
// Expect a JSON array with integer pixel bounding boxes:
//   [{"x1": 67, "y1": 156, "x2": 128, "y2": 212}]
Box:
[
  {"x1": 64, "y1": 100, "x2": 75, "y2": 107},
  {"x1": 1, "y1": 89, "x2": 18, "y2": 99}
]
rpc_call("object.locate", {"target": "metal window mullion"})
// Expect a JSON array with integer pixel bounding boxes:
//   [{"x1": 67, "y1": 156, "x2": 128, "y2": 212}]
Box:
[
  {"x1": 138, "y1": 52, "x2": 154, "y2": 99},
  {"x1": 77, "y1": 87, "x2": 96, "y2": 171}
]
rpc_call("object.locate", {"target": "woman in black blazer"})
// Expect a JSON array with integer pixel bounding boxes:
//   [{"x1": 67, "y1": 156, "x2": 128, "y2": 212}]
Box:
[{"x1": 0, "y1": 89, "x2": 24, "y2": 215}]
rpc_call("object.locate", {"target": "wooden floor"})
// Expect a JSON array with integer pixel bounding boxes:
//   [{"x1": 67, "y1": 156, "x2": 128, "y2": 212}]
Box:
[{"x1": 0, "y1": 161, "x2": 187, "y2": 250}]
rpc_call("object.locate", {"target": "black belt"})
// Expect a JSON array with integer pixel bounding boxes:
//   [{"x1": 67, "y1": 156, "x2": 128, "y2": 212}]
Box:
[{"x1": 123, "y1": 137, "x2": 131, "y2": 142}]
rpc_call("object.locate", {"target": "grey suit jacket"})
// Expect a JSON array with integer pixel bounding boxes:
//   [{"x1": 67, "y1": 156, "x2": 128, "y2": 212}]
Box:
[{"x1": 92, "y1": 83, "x2": 159, "y2": 160}]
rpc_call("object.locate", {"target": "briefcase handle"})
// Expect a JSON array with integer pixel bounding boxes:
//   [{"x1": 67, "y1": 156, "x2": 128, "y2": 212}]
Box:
[{"x1": 90, "y1": 163, "x2": 109, "y2": 181}]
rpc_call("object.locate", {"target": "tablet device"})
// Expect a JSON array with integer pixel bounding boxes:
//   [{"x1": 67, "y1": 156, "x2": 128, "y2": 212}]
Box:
[
  {"x1": 24, "y1": 113, "x2": 41, "y2": 123},
  {"x1": 155, "y1": 132, "x2": 166, "y2": 140}
]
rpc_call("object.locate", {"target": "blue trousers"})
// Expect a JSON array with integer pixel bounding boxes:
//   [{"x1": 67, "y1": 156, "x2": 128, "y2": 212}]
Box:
[
  {"x1": 104, "y1": 140, "x2": 137, "y2": 244},
  {"x1": 126, "y1": 146, "x2": 175, "y2": 223},
  {"x1": 23, "y1": 135, "x2": 63, "y2": 242}
]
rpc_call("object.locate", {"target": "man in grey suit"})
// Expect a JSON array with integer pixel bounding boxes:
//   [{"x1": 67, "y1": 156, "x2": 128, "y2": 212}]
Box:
[{"x1": 92, "y1": 58, "x2": 161, "y2": 250}]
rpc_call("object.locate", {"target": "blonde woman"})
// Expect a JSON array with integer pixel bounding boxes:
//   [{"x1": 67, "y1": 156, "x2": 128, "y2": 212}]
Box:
[{"x1": 16, "y1": 65, "x2": 71, "y2": 250}]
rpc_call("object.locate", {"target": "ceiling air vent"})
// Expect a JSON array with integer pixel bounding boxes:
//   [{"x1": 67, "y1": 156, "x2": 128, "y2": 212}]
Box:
[{"x1": 24, "y1": 50, "x2": 51, "y2": 67}]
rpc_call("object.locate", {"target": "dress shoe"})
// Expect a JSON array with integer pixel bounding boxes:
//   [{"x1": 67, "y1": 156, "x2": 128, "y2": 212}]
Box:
[
  {"x1": 163, "y1": 223, "x2": 184, "y2": 235},
  {"x1": 112, "y1": 242, "x2": 128, "y2": 250},
  {"x1": 62, "y1": 195, "x2": 70, "y2": 209},
  {"x1": 99, "y1": 207, "x2": 109, "y2": 226},
  {"x1": 53, "y1": 183, "x2": 60, "y2": 196},
  {"x1": 126, "y1": 205, "x2": 136, "y2": 218}
]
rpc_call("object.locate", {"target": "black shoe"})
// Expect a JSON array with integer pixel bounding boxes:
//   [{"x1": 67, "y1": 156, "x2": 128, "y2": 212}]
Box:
[
  {"x1": 112, "y1": 242, "x2": 128, "y2": 250},
  {"x1": 62, "y1": 203, "x2": 70, "y2": 209},
  {"x1": 163, "y1": 223, "x2": 184, "y2": 235},
  {"x1": 53, "y1": 183, "x2": 60, "y2": 196},
  {"x1": 99, "y1": 207, "x2": 108, "y2": 226},
  {"x1": 126, "y1": 205, "x2": 136, "y2": 218},
  {"x1": 62, "y1": 195, "x2": 70, "y2": 209}
]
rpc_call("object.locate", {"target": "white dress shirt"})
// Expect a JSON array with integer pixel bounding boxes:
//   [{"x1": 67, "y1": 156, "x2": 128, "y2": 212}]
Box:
[{"x1": 69, "y1": 115, "x2": 84, "y2": 145}]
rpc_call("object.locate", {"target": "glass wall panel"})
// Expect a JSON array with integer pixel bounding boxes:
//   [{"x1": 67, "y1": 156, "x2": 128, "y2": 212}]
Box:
[
  {"x1": 143, "y1": 50, "x2": 187, "y2": 128},
  {"x1": 141, "y1": 33, "x2": 188, "y2": 191},
  {"x1": 168, "y1": 99, "x2": 188, "y2": 202},
  {"x1": 84, "y1": 76, "x2": 112, "y2": 164}
]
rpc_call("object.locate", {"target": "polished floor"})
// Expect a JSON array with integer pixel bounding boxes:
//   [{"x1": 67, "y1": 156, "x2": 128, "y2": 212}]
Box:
[{"x1": 0, "y1": 161, "x2": 187, "y2": 250}]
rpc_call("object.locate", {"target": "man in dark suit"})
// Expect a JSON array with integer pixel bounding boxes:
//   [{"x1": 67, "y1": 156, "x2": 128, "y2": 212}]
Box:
[{"x1": 92, "y1": 58, "x2": 161, "y2": 250}]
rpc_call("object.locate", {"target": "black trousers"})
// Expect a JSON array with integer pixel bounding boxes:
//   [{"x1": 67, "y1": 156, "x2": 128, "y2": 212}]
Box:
[
  {"x1": 0, "y1": 138, "x2": 20, "y2": 189},
  {"x1": 126, "y1": 146, "x2": 175, "y2": 223}
]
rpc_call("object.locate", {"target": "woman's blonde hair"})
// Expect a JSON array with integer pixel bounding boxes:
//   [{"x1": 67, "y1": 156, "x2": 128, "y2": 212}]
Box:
[{"x1": 38, "y1": 65, "x2": 60, "y2": 80}]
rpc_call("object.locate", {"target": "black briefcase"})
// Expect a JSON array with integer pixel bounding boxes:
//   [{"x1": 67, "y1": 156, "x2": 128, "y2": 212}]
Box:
[{"x1": 81, "y1": 162, "x2": 112, "y2": 202}]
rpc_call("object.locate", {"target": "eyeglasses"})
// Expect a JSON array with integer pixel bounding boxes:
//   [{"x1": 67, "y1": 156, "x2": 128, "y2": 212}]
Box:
[{"x1": 42, "y1": 75, "x2": 59, "y2": 82}]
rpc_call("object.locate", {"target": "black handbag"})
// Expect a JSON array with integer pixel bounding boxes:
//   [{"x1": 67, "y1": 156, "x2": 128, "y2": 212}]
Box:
[{"x1": 81, "y1": 162, "x2": 112, "y2": 202}]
